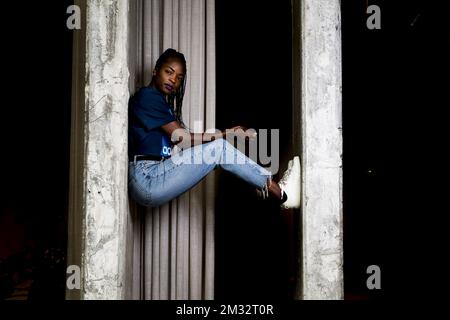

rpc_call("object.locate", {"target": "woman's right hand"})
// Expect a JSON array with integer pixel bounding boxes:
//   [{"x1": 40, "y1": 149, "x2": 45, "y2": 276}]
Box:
[
  {"x1": 228, "y1": 125, "x2": 246, "y2": 132},
  {"x1": 225, "y1": 126, "x2": 257, "y2": 140}
]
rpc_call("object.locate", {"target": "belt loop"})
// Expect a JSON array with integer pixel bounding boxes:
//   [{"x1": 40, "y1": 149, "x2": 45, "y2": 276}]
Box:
[{"x1": 134, "y1": 155, "x2": 137, "y2": 166}]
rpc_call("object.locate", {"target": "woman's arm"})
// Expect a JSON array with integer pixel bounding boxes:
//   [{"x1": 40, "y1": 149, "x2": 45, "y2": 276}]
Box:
[{"x1": 161, "y1": 121, "x2": 253, "y2": 148}]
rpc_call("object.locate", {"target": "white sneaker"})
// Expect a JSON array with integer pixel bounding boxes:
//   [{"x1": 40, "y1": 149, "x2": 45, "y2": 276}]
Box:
[{"x1": 279, "y1": 156, "x2": 301, "y2": 209}]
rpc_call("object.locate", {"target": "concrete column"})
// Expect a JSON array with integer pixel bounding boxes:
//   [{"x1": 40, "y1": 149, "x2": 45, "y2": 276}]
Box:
[
  {"x1": 294, "y1": 0, "x2": 343, "y2": 299},
  {"x1": 67, "y1": 0, "x2": 130, "y2": 300}
]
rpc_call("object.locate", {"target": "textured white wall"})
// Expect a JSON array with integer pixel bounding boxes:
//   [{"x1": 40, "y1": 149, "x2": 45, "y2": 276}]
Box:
[
  {"x1": 299, "y1": 0, "x2": 343, "y2": 300},
  {"x1": 82, "y1": 0, "x2": 130, "y2": 300}
]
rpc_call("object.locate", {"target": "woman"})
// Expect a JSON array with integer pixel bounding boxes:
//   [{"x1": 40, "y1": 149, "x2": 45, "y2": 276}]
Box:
[{"x1": 128, "y1": 48, "x2": 300, "y2": 209}]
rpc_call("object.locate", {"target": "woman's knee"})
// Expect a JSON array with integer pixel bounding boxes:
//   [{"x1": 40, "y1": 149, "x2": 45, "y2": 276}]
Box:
[
  {"x1": 208, "y1": 137, "x2": 235, "y2": 153},
  {"x1": 201, "y1": 138, "x2": 225, "y2": 160}
]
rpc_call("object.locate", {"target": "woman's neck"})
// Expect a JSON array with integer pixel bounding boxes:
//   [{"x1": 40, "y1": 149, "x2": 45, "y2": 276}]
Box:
[{"x1": 148, "y1": 82, "x2": 168, "y2": 98}]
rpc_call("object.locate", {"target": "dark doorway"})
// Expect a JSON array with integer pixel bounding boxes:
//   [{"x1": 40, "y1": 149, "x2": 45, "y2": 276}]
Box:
[
  {"x1": 215, "y1": 0, "x2": 294, "y2": 299},
  {"x1": 1, "y1": 1, "x2": 73, "y2": 300}
]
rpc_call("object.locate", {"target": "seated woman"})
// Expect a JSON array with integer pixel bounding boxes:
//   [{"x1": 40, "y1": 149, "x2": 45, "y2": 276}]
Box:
[{"x1": 128, "y1": 48, "x2": 300, "y2": 209}]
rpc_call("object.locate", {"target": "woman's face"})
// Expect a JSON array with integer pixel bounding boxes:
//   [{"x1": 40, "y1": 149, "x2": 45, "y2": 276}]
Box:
[{"x1": 152, "y1": 58, "x2": 185, "y2": 95}]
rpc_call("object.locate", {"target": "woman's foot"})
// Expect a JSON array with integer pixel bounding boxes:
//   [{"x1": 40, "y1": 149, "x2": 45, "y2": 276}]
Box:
[
  {"x1": 278, "y1": 156, "x2": 301, "y2": 209},
  {"x1": 255, "y1": 156, "x2": 301, "y2": 209}
]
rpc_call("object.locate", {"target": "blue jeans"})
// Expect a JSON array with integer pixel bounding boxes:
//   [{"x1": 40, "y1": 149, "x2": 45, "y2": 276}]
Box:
[{"x1": 128, "y1": 138, "x2": 272, "y2": 207}]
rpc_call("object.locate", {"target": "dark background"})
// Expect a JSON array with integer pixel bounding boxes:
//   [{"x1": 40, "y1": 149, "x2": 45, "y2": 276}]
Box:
[
  {"x1": 1, "y1": 0, "x2": 448, "y2": 300},
  {"x1": 216, "y1": 0, "x2": 449, "y2": 300},
  {"x1": 340, "y1": 0, "x2": 448, "y2": 299},
  {"x1": 1, "y1": 0, "x2": 73, "y2": 299},
  {"x1": 215, "y1": 0, "x2": 294, "y2": 300}
]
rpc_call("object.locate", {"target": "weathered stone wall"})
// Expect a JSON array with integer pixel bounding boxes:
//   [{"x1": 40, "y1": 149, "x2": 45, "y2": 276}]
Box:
[
  {"x1": 68, "y1": 0, "x2": 131, "y2": 300},
  {"x1": 297, "y1": 0, "x2": 343, "y2": 300}
]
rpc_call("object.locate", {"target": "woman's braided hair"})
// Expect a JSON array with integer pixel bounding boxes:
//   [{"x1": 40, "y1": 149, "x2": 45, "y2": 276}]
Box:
[{"x1": 153, "y1": 48, "x2": 187, "y2": 128}]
